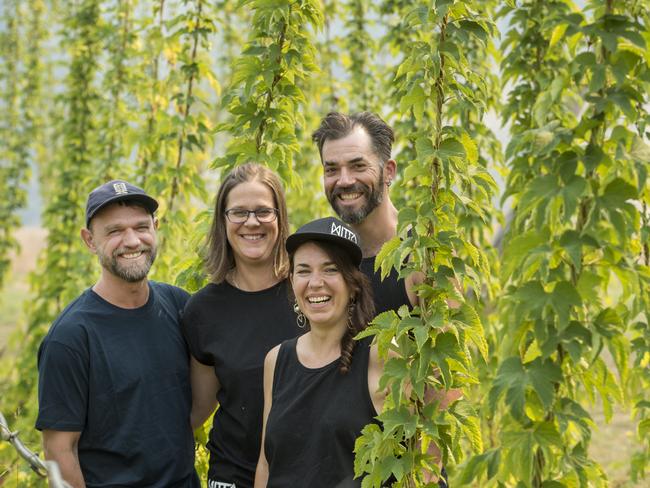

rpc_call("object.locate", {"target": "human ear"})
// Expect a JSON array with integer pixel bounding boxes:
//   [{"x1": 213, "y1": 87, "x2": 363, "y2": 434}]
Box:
[
  {"x1": 80, "y1": 228, "x2": 96, "y2": 253},
  {"x1": 384, "y1": 159, "x2": 397, "y2": 183}
]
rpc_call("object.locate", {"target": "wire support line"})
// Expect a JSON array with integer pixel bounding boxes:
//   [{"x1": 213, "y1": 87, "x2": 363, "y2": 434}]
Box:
[{"x1": 1, "y1": 411, "x2": 72, "y2": 488}]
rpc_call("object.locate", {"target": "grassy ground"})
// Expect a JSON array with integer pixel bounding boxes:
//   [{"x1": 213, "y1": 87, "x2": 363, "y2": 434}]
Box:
[
  {"x1": 0, "y1": 227, "x2": 47, "y2": 353},
  {"x1": 0, "y1": 227, "x2": 644, "y2": 485},
  {"x1": 590, "y1": 403, "x2": 643, "y2": 487}
]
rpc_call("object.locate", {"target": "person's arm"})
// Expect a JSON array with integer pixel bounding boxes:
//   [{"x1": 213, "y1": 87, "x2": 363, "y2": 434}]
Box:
[
  {"x1": 405, "y1": 271, "x2": 461, "y2": 310},
  {"x1": 189, "y1": 356, "x2": 220, "y2": 430},
  {"x1": 404, "y1": 272, "x2": 463, "y2": 405},
  {"x1": 253, "y1": 345, "x2": 280, "y2": 488},
  {"x1": 404, "y1": 271, "x2": 423, "y2": 309},
  {"x1": 367, "y1": 343, "x2": 386, "y2": 414},
  {"x1": 36, "y1": 338, "x2": 89, "y2": 487},
  {"x1": 42, "y1": 430, "x2": 85, "y2": 488},
  {"x1": 368, "y1": 344, "x2": 458, "y2": 483}
]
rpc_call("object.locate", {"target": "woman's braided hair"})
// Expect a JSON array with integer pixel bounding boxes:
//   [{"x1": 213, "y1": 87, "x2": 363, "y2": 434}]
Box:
[{"x1": 289, "y1": 240, "x2": 374, "y2": 374}]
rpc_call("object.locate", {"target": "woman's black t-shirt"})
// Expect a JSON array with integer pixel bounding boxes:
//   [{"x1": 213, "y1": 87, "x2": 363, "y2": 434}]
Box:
[
  {"x1": 182, "y1": 279, "x2": 301, "y2": 488},
  {"x1": 264, "y1": 336, "x2": 378, "y2": 488}
]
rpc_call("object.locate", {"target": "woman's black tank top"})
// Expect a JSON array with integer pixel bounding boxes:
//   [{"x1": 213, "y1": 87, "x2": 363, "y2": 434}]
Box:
[{"x1": 264, "y1": 336, "x2": 377, "y2": 488}]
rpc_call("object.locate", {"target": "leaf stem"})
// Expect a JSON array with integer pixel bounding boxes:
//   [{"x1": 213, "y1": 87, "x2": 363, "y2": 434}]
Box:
[
  {"x1": 168, "y1": 0, "x2": 203, "y2": 215},
  {"x1": 255, "y1": 11, "x2": 289, "y2": 154}
]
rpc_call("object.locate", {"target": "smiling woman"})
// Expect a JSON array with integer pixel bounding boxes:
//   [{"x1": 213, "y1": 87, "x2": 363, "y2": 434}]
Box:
[
  {"x1": 223, "y1": 181, "x2": 280, "y2": 270},
  {"x1": 291, "y1": 241, "x2": 351, "y2": 331},
  {"x1": 253, "y1": 217, "x2": 389, "y2": 488},
  {"x1": 181, "y1": 163, "x2": 302, "y2": 488}
]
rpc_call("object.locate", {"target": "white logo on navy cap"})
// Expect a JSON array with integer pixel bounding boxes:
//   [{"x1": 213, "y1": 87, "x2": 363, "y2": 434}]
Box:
[
  {"x1": 330, "y1": 222, "x2": 357, "y2": 243},
  {"x1": 113, "y1": 182, "x2": 128, "y2": 195}
]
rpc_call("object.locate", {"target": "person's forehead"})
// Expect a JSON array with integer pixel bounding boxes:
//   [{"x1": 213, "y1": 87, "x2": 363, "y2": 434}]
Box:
[
  {"x1": 226, "y1": 180, "x2": 274, "y2": 205},
  {"x1": 321, "y1": 127, "x2": 375, "y2": 163},
  {"x1": 294, "y1": 241, "x2": 332, "y2": 263}
]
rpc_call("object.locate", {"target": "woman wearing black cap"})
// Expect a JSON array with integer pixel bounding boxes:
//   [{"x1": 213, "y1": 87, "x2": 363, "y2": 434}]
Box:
[
  {"x1": 253, "y1": 216, "x2": 383, "y2": 487},
  {"x1": 182, "y1": 163, "x2": 303, "y2": 488}
]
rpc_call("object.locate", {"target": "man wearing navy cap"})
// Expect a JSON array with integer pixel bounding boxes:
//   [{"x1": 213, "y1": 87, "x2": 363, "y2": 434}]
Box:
[{"x1": 36, "y1": 180, "x2": 199, "y2": 487}]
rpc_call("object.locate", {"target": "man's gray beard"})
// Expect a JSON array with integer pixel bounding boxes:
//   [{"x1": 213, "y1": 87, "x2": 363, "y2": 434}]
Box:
[
  {"x1": 330, "y1": 173, "x2": 384, "y2": 225},
  {"x1": 99, "y1": 247, "x2": 157, "y2": 283}
]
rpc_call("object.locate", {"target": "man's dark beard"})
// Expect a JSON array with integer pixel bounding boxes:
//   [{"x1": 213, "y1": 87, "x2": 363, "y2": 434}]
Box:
[
  {"x1": 328, "y1": 172, "x2": 384, "y2": 224},
  {"x1": 99, "y1": 246, "x2": 157, "y2": 282}
]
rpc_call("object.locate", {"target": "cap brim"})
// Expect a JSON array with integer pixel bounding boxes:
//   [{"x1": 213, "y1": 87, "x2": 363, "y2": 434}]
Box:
[
  {"x1": 87, "y1": 194, "x2": 158, "y2": 226},
  {"x1": 286, "y1": 232, "x2": 362, "y2": 267}
]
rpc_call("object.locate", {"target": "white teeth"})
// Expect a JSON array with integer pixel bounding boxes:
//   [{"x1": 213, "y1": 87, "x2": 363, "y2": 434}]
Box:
[
  {"x1": 340, "y1": 193, "x2": 362, "y2": 200},
  {"x1": 308, "y1": 296, "x2": 330, "y2": 303},
  {"x1": 121, "y1": 252, "x2": 143, "y2": 259},
  {"x1": 241, "y1": 234, "x2": 263, "y2": 241}
]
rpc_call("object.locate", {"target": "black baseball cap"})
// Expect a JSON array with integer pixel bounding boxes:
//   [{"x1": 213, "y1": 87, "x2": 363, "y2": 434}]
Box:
[
  {"x1": 85, "y1": 180, "x2": 158, "y2": 228},
  {"x1": 286, "y1": 217, "x2": 362, "y2": 267}
]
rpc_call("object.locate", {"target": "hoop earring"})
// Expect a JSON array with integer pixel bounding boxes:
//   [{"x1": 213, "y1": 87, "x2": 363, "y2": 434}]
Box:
[{"x1": 294, "y1": 300, "x2": 307, "y2": 329}]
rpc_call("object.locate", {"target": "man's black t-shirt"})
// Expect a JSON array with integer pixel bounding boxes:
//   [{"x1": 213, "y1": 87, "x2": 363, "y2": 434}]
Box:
[
  {"x1": 360, "y1": 255, "x2": 411, "y2": 315},
  {"x1": 182, "y1": 279, "x2": 301, "y2": 488},
  {"x1": 36, "y1": 281, "x2": 199, "y2": 488}
]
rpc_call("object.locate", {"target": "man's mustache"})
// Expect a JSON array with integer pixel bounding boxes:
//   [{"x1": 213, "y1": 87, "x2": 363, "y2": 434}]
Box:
[
  {"x1": 331, "y1": 183, "x2": 369, "y2": 198},
  {"x1": 112, "y1": 246, "x2": 152, "y2": 258}
]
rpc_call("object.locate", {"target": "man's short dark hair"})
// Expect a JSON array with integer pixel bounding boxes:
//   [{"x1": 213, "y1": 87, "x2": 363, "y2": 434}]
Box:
[{"x1": 312, "y1": 112, "x2": 395, "y2": 166}]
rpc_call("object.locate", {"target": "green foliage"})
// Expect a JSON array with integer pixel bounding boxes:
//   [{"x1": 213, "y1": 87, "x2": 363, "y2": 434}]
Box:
[
  {"x1": 458, "y1": 0, "x2": 650, "y2": 486},
  {"x1": 342, "y1": 0, "x2": 380, "y2": 113},
  {"x1": 96, "y1": 0, "x2": 136, "y2": 179},
  {"x1": 0, "y1": 1, "x2": 30, "y2": 289},
  {"x1": 215, "y1": 0, "x2": 323, "y2": 185},
  {"x1": 0, "y1": 0, "x2": 648, "y2": 486},
  {"x1": 149, "y1": 0, "x2": 213, "y2": 284},
  {"x1": 0, "y1": 1, "x2": 103, "y2": 484},
  {"x1": 354, "y1": 1, "x2": 499, "y2": 486}
]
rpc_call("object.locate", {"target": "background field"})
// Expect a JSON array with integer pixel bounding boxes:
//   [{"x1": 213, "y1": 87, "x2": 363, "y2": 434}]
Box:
[{"x1": 0, "y1": 227, "x2": 46, "y2": 350}]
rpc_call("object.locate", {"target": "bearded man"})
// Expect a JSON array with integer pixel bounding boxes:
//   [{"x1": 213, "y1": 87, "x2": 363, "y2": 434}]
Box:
[
  {"x1": 313, "y1": 113, "x2": 455, "y2": 486},
  {"x1": 36, "y1": 180, "x2": 199, "y2": 488},
  {"x1": 312, "y1": 112, "x2": 419, "y2": 314}
]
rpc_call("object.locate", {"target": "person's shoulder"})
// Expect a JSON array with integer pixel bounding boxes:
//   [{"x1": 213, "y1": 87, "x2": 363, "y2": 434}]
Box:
[
  {"x1": 276, "y1": 277, "x2": 291, "y2": 291},
  {"x1": 43, "y1": 290, "x2": 95, "y2": 347},
  {"x1": 189, "y1": 281, "x2": 224, "y2": 298},
  {"x1": 183, "y1": 282, "x2": 224, "y2": 310},
  {"x1": 150, "y1": 280, "x2": 190, "y2": 307},
  {"x1": 357, "y1": 334, "x2": 374, "y2": 348},
  {"x1": 264, "y1": 342, "x2": 282, "y2": 370},
  {"x1": 266, "y1": 342, "x2": 282, "y2": 361}
]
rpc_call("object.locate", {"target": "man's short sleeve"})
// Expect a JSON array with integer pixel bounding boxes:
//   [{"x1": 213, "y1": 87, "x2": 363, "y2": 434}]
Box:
[
  {"x1": 181, "y1": 296, "x2": 214, "y2": 366},
  {"x1": 36, "y1": 340, "x2": 88, "y2": 431}
]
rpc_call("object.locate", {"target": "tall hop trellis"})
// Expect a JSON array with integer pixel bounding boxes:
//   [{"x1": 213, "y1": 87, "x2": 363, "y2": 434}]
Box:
[{"x1": 0, "y1": 1, "x2": 648, "y2": 486}]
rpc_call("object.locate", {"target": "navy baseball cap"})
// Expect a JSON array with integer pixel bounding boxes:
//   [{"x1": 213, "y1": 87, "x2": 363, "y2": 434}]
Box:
[
  {"x1": 85, "y1": 180, "x2": 158, "y2": 228},
  {"x1": 286, "y1": 217, "x2": 362, "y2": 267}
]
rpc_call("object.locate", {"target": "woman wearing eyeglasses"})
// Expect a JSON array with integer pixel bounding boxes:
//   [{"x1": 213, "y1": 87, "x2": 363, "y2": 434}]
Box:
[{"x1": 182, "y1": 163, "x2": 302, "y2": 488}]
